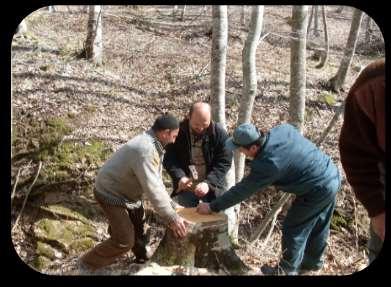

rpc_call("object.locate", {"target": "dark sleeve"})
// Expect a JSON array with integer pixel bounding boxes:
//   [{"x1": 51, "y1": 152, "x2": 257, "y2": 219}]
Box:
[
  {"x1": 209, "y1": 160, "x2": 278, "y2": 212},
  {"x1": 204, "y1": 124, "x2": 233, "y2": 190},
  {"x1": 339, "y1": 87, "x2": 385, "y2": 217},
  {"x1": 163, "y1": 141, "x2": 186, "y2": 184}
]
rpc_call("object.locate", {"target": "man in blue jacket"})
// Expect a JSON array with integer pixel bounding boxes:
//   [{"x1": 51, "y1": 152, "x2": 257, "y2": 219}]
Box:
[{"x1": 197, "y1": 123, "x2": 341, "y2": 275}]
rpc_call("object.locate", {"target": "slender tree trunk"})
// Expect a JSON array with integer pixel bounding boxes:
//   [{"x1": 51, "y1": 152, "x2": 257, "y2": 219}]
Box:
[
  {"x1": 181, "y1": 5, "x2": 186, "y2": 21},
  {"x1": 172, "y1": 5, "x2": 178, "y2": 18},
  {"x1": 336, "y1": 6, "x2": 344, "y2": 13},
  {"x1": 314, "y1": 6, "x2": 320, "y2": 37},
  {"x1": 210, "y1": 5, "x2": 239, "y2": 244},
  {"x1": 85, "y1": 5, "x2": 103, "y2": 65},
  {"x1": 235, "y1": 6, "x2": 264, "y2": 183},
  {"x1": 211, "y1": 5, "x2": 228, "y2": 126},
  {"x1": 306, "y1": 6, "x2": 314, "y2": 36},
  {"x1": 316, "y1": 6, "x2": 329, "y2": 69},
  {"x1": 328, "y1": 8, "x2": 363, "y2": 91},
  {"x1": 365, "y1": 14, "x2": 372, "y2": 42},
  {"x1": 289, "y1": 5, "x2": 309, "y2": 132},
  {"x1": 240, "y1": 6, "x2": 246, "y2": 26},
  {"x1": 16, "y1": 19, "x2": 27, "y2": 35}
]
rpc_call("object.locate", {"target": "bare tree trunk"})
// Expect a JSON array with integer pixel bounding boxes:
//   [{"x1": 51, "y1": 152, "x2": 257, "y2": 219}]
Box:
[
  {"x1": 240, "y1": 6, "x2": 246, "y2": 26},
  {"x1": 314, "y1": 6, "x2": 320, "y2": 37},
  {"x1": 336, "y1": 6, "x2": 344, "y2": 13},
  {"x1": 85, "y1": 5, "x2": 103, "y2": 65},
  {"x1": 210, "y1": 5, "x2": 239, "y2": 244},
  {"x1": 306, "y1": 6, "x2": 314, "y2": 36},
  {"x1": 316, "y1": 6, "x2": 329, "y2": 69},
  {"x1": 365, "y1": 14, "x2": 372, "y2": 42},
  {"x1": 289, "y1": 5, "x2": 309, "y2": 132},
  {"x1": 172, "y1": 5, "x2": 178, "y2": 18},
  {"x1": 181, "y1": 5, "x2": 186, "y2": 21},
  {"x1": 16, "y1": 19, "x2": 27, "y2": 35},
  {"x1": 235, "y1": 6, "x2": 264, "y2": 183},
  {"x1": 328, "y1": 8, "x2": 363, "y2": 91},
  {"x1": 210, "y1": 5, "x2": 228, "y2": 126},
  {"x1": 47, "y1": 6, "x2": 56, "y2": 13}
]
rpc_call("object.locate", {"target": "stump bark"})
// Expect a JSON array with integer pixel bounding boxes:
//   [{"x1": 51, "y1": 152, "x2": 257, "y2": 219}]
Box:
[{"x1": 152, "y1": 208, "x2": 249, "y2": 275}]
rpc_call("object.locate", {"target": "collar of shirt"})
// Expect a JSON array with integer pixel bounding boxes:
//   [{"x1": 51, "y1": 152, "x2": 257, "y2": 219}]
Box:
[{"x1": 146, "y1": 129, "x2": 165, "y2": 156}]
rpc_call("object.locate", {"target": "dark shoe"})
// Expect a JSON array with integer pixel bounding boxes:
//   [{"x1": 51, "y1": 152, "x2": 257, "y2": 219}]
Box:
[
  {"x1": 132, "y1": 242, "x2": 152, "y2": 264},
  {"x1": 260, "y1": 264, "x2": 298, "y2": 276}
]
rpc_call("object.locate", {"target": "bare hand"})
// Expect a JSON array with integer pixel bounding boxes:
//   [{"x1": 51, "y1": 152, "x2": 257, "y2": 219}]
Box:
[
  {"x1": 178, "y1": 177, "x2": 193, "y2": 192},
  {"x1": 196, "y1": 202, "x2": 211, "y2": 215},
  {"x1": 371, "y1": 212, "x2": 385, "y2": 241},
  {"x1": 193, "y1": 182, "x2": 209, "y2": 197},
  {"x1": 169, "y1": 216, "x2": 188, "y2": 238}
]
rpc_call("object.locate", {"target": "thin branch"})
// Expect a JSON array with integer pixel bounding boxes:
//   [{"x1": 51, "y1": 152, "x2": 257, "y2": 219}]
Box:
[
  {"x1": 12, "y1": 161, "x2": 42, "y2": 233},
  {"x1": 260, "y1": 211, "x2": 278, "y2": 251},
  {"x1": 249, "y1": 191, "x2": 290, "y2": 243},
  {"x1": 11, "y1": 168, "x2": 22, "y2": 203}
]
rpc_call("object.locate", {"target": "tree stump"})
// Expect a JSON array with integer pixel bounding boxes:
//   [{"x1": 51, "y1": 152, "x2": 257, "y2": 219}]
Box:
[{"x1": 152, "y1": 208, "x2": 249, "y2": 275}]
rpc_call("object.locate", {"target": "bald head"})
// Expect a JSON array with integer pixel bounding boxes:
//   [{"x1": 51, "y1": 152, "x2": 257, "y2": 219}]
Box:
[{"x1": 189, "y1": 102, "x2": 211, "y2": 135}]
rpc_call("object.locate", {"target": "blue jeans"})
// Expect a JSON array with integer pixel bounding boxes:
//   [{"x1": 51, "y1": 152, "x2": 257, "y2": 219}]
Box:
[
  {"x1": 173, "y1": 190, "x2": 216, "y2": 207},
  {"x1": 279, "y1": 174, "x2": 341, "y2": 273}
]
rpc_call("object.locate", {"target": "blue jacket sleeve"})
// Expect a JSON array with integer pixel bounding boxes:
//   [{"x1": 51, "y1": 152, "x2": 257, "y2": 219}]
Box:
[{"x1": 209, "y1": 159, "x2": 278, "y2": 212}]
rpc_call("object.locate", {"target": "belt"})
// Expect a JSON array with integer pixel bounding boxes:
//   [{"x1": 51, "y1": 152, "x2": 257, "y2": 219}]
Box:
[{"x1": 94, "y1": 187, "x2": 142, "y2": 210}]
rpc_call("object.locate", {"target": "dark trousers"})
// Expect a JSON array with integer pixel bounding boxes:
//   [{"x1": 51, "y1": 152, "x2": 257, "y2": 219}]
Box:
[
  {"x1": 280, "y1": 175, "x2": 340, "y2": 273},
  {"x1": 80, "y1": 197, "x2": 135, "y2": 270}
]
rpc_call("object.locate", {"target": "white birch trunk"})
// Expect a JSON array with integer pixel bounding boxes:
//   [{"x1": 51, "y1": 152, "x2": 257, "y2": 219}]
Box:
[
  {"x1": 240, "y1": 6, "x2": 246, "y2": 26},
  {"x1": 289, "y1": 5, "x2": 309, "y2": 132},
  {"x1": 16, "y1": 19, "x2": 27, "y2": 35},
  {"x1": 329, "y1": 8, "x2": 363, "y2": 91},
  {"x1": 85, "y1": 5, "x2": 103, "y2": 65},
  {"x1": 316, "y1": 6, "x2": 329, "y2": 69},
  {"x1": 181, "y1": 5, "x2": 186, "y2": 21},
  {"x1": 365, "y1": 14, "x2": 372, "y2": 43},
  {"x1": 210, "y1": 5, "x2": 239, "y2": 244},
  {"x1": 235, "y1": 6, "x2": 264, "y2": 183},
  {"x1": 210, "y1": 5, "x2": 228, "y2": 125},
  {"x1": 172, "y1": 5, "x2": 178, "y2": 18},
  {"x1": 314, "y1": 6, "x2": 320, "y2": 37}
]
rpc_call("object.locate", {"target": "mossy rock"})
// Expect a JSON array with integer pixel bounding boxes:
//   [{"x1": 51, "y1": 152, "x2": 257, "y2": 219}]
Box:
[
  {"x1": 36, "y1": 241, "x2": 63, "y2": 260},
  {"x1": 69, "y1": 238, "x2": 96, "y2": 253},
  {"x1": 33, "y1": 255, "x2": 52, "y2": 271},
  {"x1": 33, "y1": 218, "x2": 98, "y2": 253},
  {"x1": 39, "y1": 204, "x2": 91, "y2": 225}
]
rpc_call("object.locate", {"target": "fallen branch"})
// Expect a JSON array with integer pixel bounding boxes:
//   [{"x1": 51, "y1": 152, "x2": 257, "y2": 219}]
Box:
[
  {"x1": 260, "y1": 210, "x2": 279, "y2": 251},
  {"x1": 315, "y1": 101, "x2": 344, "y2": 145},
  {"x1": 327, "y1": 243, "x2": 344, "y2": 270},
  {"x1": 12, "y1": 161, "x2": 42, "y2": 233},
  {"x1": 249, "y1": 192, "x2": 290, "y2": 243},
  {"x1": 11, "y1": 168, "x2": 22, "y2": 203}
]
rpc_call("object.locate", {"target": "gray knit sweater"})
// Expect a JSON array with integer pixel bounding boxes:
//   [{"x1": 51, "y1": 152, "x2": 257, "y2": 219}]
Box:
[{"x1": 95, "y1": 129, "x2": 178, "y2": 223}]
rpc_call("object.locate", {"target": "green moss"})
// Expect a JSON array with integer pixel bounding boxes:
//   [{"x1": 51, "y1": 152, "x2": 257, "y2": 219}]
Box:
[
  {"x1": 36, "y1": 241, "x2": 57, "y2": 259},
  {"x1": 34, "y1": 218, "x2": 98, "y2": 252},
  {"x1": 331, "y1": 211, "x2": 351, "y2": 231},
  {"x1": 39, "y1": 204, "x2": 91, "y2": 225},
  {"x1": 33, "y1": 255, "x2": 52, "y2": 271},
  {"x1": 69, "y1": 238, "x2": 95, "y2": 253}
]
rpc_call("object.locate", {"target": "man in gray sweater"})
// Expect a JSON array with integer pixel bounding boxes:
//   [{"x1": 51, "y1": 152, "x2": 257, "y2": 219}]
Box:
[{"x1": 79, "y1": 114, "x2": 188, "y2": 272}]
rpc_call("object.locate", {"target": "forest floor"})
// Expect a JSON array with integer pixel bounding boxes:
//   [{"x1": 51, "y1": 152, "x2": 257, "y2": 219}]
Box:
[{"x1": 11, "y1": 5, "x2": 384, "y2": 276}]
